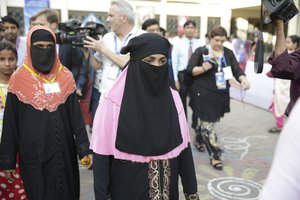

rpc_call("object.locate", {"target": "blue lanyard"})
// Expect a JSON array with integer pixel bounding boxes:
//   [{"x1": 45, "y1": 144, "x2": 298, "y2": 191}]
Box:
[
  {"x1": 221, "y1": 53, "x2": 227, "y2": 66},
  {"x1": 114, "y1": 33, "x2": 132, "y2": 54},
  {"x1": 217, "y1": 52, "x2": 227, "y2": 72}
]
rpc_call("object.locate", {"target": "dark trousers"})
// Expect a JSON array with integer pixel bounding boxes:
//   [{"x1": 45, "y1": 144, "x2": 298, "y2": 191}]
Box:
[
  {"x1": 91, "y1": 87, "x2": 101, "y2": 120},
  {"x1": 178, "y1": 70, "x2": 198, "y2": 129},
  {"x1": 178, "y1": 70, "x2": 189, "y2": 116},
  {"x1": 93, "y1": 153, "x2": 111, "y2": 200}
]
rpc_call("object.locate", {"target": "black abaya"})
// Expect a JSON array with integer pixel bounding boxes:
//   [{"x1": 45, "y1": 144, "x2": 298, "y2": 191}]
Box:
[{"x1": 0, "y1": 92, "x2": 91, "y2": 200}]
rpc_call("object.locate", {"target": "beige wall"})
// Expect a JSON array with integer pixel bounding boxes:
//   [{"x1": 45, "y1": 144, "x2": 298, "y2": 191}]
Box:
[
  {"x1": 0, "y1": 0, "x2": 268, "y2": 39},
  {"x1": 287, "y1": 0, "x2": 300, "y2": 36}
]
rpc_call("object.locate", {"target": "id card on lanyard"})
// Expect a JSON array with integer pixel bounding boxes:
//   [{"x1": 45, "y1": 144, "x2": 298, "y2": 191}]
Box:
[{"x1": 215, "y1": 55, "x2": 226, "y2": 90}]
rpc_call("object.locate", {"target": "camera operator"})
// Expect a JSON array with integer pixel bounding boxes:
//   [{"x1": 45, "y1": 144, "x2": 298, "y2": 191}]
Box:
[
  {"x1": 83, "y1": 0, "x2": 145, "y2": 198},
  {"x1": 32, "y1": 9, "x2": 87, "y2": 98},
  {"x1": 83, "y1": 0, "x2": 145, "y2": 98},
  {"x1": 268, "y1": 19, "x2": 300, "y2": 116}
]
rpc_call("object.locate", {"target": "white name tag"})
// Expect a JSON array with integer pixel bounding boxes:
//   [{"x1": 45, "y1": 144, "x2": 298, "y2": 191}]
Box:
[
  {"x1": 223, "y1": 66, "x2": 234, "y2": 80},
  {"x1": 215, "y1": 72, "x2": 226, "y2": 90},
  {"x1": 107, "y1": 65, "x2": 120, "y2": 80},
  {"x1": 44, "y1": 82, "x2": 61, "y2": 94}
]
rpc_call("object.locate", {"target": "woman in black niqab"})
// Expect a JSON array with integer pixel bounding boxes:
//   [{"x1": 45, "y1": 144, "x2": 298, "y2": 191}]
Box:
[
  {"x1": 116, "y1": 33, "x2": 183, "y2": 156},
  {"x1": 90, "y1": 33, "x2": 200, "y2": 200}
]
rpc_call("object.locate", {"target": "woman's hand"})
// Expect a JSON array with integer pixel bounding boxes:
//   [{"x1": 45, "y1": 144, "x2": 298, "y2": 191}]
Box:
[
  {"x1": 81, "y1": 154, "x2": 93, "y2": 169},
  {"x1": 202, "y1": 62, "x2": 213, "y2": 72},
  {"x1": 4, "y1": 169, "x2": 16, "y2": 182},
  {"x1": 239, "y1": 76, "x2": 250, "y2": 90}
]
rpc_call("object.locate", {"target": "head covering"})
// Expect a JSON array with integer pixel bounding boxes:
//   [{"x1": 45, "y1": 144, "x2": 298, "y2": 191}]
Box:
[
  {"x1": 30, "y1": 29, "x2": 55, "y2": 74},
  {"x1": 115, "y1": 33, "x2": 182, "y2": 156},
  {"x1": 120, "y1": 33, "x2": 170, "y2": 61},
  {"x1": 8, "y1": 26, "x2": 76, "y2": 112}
]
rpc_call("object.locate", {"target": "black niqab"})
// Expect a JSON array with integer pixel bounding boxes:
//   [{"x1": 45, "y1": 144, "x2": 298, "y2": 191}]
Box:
[
  {"x1": 116, "y1": 33, "x2": 183, "y2": 156},
  {"x1": 30, "y1": 29, "x2": 55, "y2": 74}
]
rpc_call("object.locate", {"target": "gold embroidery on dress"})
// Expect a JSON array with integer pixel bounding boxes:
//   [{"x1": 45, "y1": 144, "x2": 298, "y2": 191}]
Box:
[
  {"x1": 149, "y1": 161, "x2": 159, "y2": 200},
  {"x1": 184, "y1": 193, "x2": 200, "y2": 200},
  {"x1": 148, "y1": 160, "x2": 171, "y2": 200},
  {"x1": 162, "y1": 160, "x2": 170, "y2": 199}
]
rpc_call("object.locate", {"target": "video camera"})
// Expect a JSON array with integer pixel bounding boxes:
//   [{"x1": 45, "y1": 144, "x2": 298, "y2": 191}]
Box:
[
  {"x1": 254, "y1": 0, "x2": 298, "y2": 73},
  {"x1": 263, "y1": 0, "x2": 298, "y2": 24},
  {"x1": 55, "y1": 19, "x2": 108, "y2": 47}
]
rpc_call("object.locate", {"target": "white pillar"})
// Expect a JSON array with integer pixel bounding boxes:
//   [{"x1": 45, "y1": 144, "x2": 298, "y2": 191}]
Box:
[
  {"x1": 287, "y1": 15, "x2": 298, "y2": 35},
  {"x1": 0, "y1": 0, "x2": 8, "y2": 16},
  {"x1": 221, "y1": 9, "x2": 232, "y2": 36},
  {"x1": 159, "y1": 0, "x2": 167, "y2": 29},
  {"x1": 59, "y1": 0, "x2": 69, "y2": 22},
  {"x1": 200, "y1": 15, "x2": 208, "y2": 40}
]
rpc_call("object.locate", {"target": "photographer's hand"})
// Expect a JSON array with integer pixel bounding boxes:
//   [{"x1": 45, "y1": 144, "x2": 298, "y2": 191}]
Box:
[
  {"x1": 273, "y1": 19, "x2": 286, "y2": 57},
  {"x1": 84, "y1": 36, "x2": 105, "y2": 53},
  {"x1": 82, "y1": 38, "x2": 103, "y2": 70},
  {"x1": 84, "y1": 36, "x2": 129, "y2": 68}
]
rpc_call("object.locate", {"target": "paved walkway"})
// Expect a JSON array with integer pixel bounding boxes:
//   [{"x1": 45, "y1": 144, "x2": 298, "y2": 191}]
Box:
[{"x1": 79, "y1": 99, "x2": 279, "y2": 200}]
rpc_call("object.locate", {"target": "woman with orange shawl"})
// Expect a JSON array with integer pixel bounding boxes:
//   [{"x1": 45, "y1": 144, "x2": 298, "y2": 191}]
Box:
[{"x1": 0, "y1": 27, "x2": 92, "y2": 200}]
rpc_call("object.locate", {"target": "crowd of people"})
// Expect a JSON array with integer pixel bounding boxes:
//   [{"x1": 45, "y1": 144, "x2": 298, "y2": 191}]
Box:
[{"x1": 0, "y1": 0, "x2": 299, "y2": 199}]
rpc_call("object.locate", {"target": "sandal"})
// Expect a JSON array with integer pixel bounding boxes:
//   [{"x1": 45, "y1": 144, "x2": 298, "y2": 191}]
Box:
[
  {"x1": 194, "y1": 142, "x2": 205, "y2": 152},
  {"x1": 268, "y1": 127, "x2": 281, "y2": 133},
  {"x1": 210, "y1": 159, "x2": 223, "y2": 170}
]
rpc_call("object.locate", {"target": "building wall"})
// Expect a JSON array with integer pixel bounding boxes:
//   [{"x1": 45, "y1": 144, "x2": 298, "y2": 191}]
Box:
[
  {"x1": 1, "y1": 0, "x2": 235, "y2": 39},
  {"x1": 2, "y1": 0, "x2": 298, "y2": 38},
  {"x1": 287, "y1": 0, "x2": 300, "y2": 36}
]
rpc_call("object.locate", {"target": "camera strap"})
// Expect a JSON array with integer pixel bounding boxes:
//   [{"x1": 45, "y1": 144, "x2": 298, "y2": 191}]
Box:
[
  {"x1": 114, "y1": 34, "x2": 132, "y2": 54},
  {"x1": 254, "y1": 0, "x2": 265, "y2": 73}
]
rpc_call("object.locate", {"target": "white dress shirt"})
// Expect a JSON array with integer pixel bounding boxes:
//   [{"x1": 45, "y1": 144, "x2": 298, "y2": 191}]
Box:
[
  {"x1": 171, "y1": 37, "x2": 205, "y2": 81},
  {"x1": 94, "y1": 27, "x2": 145, "y2": 95}
]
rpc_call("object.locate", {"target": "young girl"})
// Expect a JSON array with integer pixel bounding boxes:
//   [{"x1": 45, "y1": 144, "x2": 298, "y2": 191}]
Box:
[
  {"x1": 0, "y1": 41, "x2": 27, "y2": 200},
  {"x1": 268, "y1": 35, "x2": 299, "y2": 133}
]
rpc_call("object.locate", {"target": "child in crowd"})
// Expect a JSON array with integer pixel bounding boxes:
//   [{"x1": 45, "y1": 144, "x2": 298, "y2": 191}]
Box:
[{"x1": 0, "y1": 41, "x2": 27, "y2": 199}]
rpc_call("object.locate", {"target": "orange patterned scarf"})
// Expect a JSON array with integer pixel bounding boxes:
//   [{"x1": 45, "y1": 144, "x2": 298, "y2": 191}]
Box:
[{"x1": 8, "y1": 26, "x2": 76, "y2": 112}]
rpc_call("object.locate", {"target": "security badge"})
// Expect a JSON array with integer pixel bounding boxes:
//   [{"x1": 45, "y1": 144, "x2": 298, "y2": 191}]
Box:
[
  {"x1": 215, "y1": 71, "x2": 226, "y2": 90},
  {"x1": 212, "y1": 51, "x2": 233, "y2": 90},
  {"x1": 107, "y1": 64, "x2": 120, "y2": 80},
  {"x1": 44, "y1": 82, "x2": 61, "y2": 94},
  {"x1": 215, "y1": 66, "x2": 233, "y2": 90}
]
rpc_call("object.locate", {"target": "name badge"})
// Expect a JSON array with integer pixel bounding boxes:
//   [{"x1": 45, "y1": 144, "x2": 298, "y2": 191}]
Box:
[
  {"x1": 215, "y1": 72, "x2": 226, "y2": 90},
  {"x1": 44, "y1": 82, "x2": 61, "y2": 94},
  {"x1": 107, "y1": 65, "x2": 120, "y2": 80},
  {"x1": 223, "y1": 66, "x2": 234, "y2": 80}
]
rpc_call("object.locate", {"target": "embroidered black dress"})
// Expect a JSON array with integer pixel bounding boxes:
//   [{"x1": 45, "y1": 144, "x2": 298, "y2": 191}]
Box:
[
  {"x1": 0, "y1": 92, "x2": 91, "y2": 200},
  {"x1": 94, "y1": 144, "x2": 199, "y2": 200}
]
